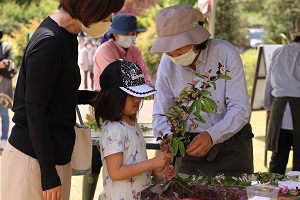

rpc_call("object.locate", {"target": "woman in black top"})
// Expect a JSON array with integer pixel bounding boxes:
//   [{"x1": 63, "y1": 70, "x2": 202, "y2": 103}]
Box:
[{"x1": 1, "y1": 1, "x2": 124, "y2": 200}]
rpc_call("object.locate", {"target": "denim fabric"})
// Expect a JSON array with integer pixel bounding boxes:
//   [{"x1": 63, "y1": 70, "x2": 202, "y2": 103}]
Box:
[{"x1": 0, "y1": 104, "x2": 9, "y2": 140}]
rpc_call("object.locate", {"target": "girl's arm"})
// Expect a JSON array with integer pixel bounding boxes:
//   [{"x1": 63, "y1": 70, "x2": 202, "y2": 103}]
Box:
[{"x1": 105, "y1": 151, "x2": 172, "y2": 181}]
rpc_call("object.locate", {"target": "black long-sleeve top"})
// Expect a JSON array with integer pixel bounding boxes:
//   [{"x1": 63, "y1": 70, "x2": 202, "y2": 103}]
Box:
[{"x1": 9, "y1": 17, "x2": 97, "y2": 191}]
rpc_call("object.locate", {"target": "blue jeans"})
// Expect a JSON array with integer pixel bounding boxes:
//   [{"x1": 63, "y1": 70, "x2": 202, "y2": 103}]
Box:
[{"x1": 0, "y1": 104, "x2": 9, "y2": 140}]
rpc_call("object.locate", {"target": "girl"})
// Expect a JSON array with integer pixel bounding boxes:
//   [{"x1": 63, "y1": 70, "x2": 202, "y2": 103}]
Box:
[{"x1": 94, "y1": 59, "x2": 174, "y2": 200}]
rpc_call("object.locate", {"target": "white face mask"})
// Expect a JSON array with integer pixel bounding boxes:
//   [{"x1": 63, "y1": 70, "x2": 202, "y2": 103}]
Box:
[
  {"x1": 167, "y1": 48, "x2": 198, "y2": 66},
  {"x1": 82, "y1": 21, "x2": 111, "y2": 38},
  {"x1": 116, "y1": 35, "x2": 136, "y2": 48}
]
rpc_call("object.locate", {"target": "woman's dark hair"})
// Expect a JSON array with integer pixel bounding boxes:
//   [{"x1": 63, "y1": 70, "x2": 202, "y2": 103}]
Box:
[
  {"x1": 195, "y1": 39, "x2": 208, "y2": 51},
  {"x1": 293, "y1": 36, "x2": 300, "y2": 43},
  {"x1": 59, "y1": 0, "x2": 124, "y2": 27},
  {"x1": 93, "y1": 88, "x2": 134, "y2": 128},
  {"x1": 108, "y1": 33, "x2": 116, "y2": 40},
  {"x1": 0, "y1": 31, "x2": 3, "y2": 40}
]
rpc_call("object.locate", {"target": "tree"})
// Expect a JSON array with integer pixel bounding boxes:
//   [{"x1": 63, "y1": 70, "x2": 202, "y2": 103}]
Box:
[
  {"x1": 263, "y1": 0, "x2": 300, "y2": 44},
  {"x1": 214, "y1": 0, "x2": 248, "y2": 50},
  {"x1": 0, "y1": 0, "x2": 58, "y2": 34},
  {"x1": 0, "y1": 0, "x2": 58, "y2": 66}
]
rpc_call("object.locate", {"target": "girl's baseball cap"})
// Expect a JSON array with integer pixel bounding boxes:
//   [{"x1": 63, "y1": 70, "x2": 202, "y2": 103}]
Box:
[{"x1": 100, "y1": 59, "x2": 156, "y2": 97}]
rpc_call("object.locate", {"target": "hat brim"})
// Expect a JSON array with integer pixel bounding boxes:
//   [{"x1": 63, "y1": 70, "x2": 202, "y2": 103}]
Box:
[
  {"x1": 120, "y1": 84, "x2": 156, "y2": 97},
  {"x1": 108, "y1": 27, "x2": 146, "y2": 34},
  {"x1": 293, "y1": 32, "x2": 300, "y2": 37},
  {"x1": 150, "y1": 25, "x2": 211, "y2": 53}
]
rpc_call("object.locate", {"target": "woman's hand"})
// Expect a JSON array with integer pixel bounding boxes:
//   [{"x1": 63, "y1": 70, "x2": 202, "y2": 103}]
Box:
[
  {"x1": 186, "y1": 131, "x2": 212, "y2": 157},
  {"x1": 43, "y1": 185, "x2": 62, "y2": 200},
  {"x1": 153, "y1": 165, "x2": 175, "y2": 179}
]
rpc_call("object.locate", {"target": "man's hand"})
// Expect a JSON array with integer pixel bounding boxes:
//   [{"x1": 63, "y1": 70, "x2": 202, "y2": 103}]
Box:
[
  {"x1": 186, "y1": 131, "x2": 212, "y2": 157},
  {"x1": 43, "y1": 185, "x2": 62, "y2": 200}
]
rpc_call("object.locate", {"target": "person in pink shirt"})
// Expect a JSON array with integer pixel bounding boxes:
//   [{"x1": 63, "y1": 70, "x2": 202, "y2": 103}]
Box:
[{"x1": 93, "y1": 13, "x2": 153, "y2": 91}]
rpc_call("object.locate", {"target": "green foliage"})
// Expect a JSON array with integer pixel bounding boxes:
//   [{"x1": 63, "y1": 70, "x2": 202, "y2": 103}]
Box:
[
  {"x1": 240, "y1": 49, "x2": 258, "y2": 97},
  {"x1": 158, "y1": 66, "x2": 231, "y2": 157},
  {"x1": 0, "y1": 0, "x2": 59, "y2": 67},
  {"x1": 8, "y1": 18, "x2": 42, "y2": 67},
  {"x1": 215, "y1": 0, "x2": 249, "y2": 49},
  {"x1": 262, "y1": 0, "x2": 300, "y2": 44},
  {"x1": 0, "y1": 0, "x2": 59, "y2": 35},
  {"x1": 135, "y1": 4, "x2": 163, "y2": 81}
]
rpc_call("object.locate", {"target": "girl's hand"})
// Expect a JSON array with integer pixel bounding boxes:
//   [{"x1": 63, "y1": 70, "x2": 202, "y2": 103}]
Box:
[
  {"x1": 152, "y1": 152, "x2": 172, "y2": 168},
  {"x1": 153, "y1": 165, "x2": 175, "y2": 179},
  {"x1": 160, "y1": 137, "x2": 173, "y2": 153}
]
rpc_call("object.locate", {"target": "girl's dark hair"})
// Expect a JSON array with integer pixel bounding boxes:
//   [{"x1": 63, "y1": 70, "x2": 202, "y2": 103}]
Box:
[
  {"x1": 94, "y1": 88, "x2": 137, "y2": 128},
  {"x1": 195, "y1": 39, "x2": 208, "y2": 51},
  {"x1": 59, "y1": 0, "x2": 124, "y2": 27}
]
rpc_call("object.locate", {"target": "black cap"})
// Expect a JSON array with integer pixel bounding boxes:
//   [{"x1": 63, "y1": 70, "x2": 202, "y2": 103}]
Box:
[{"x1": 100, "y1": 60, "x2": 156, "y2": 97}]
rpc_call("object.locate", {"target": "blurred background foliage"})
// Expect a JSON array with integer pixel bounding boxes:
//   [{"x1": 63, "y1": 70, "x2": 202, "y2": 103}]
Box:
[{"x1": 0, "y1": 0, "x2": 299, "y2": 97}]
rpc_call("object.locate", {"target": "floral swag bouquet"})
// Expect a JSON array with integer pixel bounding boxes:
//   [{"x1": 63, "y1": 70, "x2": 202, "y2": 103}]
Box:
[{"x1": 157, "y1": 62, "x2": 231, "y2": 157}]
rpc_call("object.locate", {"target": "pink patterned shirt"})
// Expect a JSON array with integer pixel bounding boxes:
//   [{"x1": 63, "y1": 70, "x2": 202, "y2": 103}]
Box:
[{"x1": 93, "y1": 39, "x2": 153, "y2": 90}]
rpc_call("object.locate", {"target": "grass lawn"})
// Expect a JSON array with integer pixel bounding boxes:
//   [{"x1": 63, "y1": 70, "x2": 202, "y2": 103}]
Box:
[{"x1": 0, "y1": 110, "x2": 294, "y2": 200}]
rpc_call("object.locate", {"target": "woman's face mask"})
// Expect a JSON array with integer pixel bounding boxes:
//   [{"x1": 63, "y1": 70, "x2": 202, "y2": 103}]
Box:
[
  {"x1": 116, "y1": 35, "x2": 136, "y2": 48},
  {"x1": 167, "y1": 47, "x2": 198, "y2": 66},
  {"x1": 82, "y1": 21, "x2": 111, "y2": 38}
]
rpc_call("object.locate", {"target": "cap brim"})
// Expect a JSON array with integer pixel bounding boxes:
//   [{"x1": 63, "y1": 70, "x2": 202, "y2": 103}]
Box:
[
  {"x1": 120, "y1": 84, "x2": 156, "y2": 97},
  {"x1": 150, "y1": 25, "x2": 211, "y2": 53}
]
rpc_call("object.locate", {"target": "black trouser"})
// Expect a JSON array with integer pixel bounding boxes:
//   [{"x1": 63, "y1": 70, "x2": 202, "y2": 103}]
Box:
[
  {"x1": 84, "y1": 70, "x2": 94, "y2": 89},
  {"x1": 175, "y1": 123, "x2": 254, "y2": 176},
  {"x1": 269, "y1": 129, "x2": 300, "y2": 174}
]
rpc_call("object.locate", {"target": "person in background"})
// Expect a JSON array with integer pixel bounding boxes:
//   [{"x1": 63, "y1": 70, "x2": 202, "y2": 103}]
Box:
[
  {"x1": 93, "y1": 13, "x2": 153, "y2": 91},
  {"x1": 78, "y1": 39, "x2": 96, "y2": 89},
  {"x1": 78, "y1": 31, "x2": 87, "y2": 51},
  {"x1": 94, "y1": 59, "x2": 174, "y2": 200},
  {"x1": 151, "y1": 4, "x2": 253, "y2": 176},
  {"x1": 1, "y1": 0, "x2": 124, "y2": 200},
  {"x1": 0, "y1": 30, "x2": 16, "y2": 150},
  {"x1": 262, "y1": 31, "x2": 300, "y2": 174}
]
